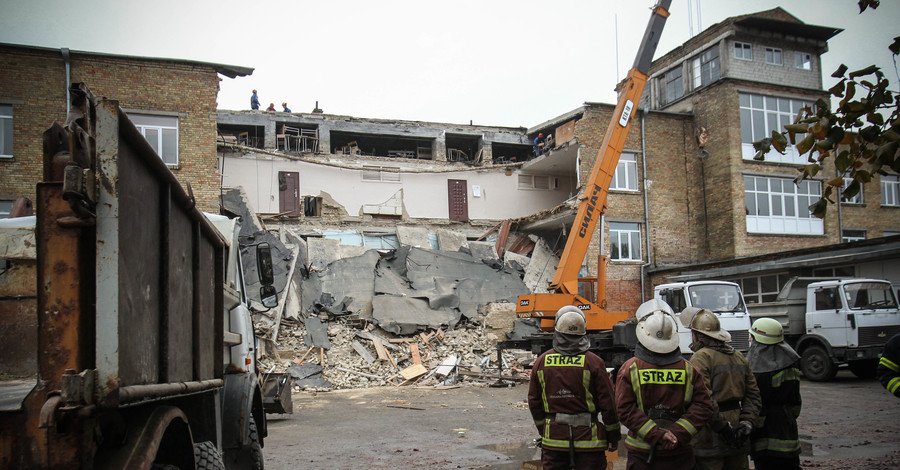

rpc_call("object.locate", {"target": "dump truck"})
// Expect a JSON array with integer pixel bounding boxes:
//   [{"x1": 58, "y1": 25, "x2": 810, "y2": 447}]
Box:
[
  {"x1": 654, "y1": 280, "x2": 752, "y2": 354},
  {"x1": 0, "y1": 83, "x2": 277, "y2": 469},
  {"x1": 509, "y1": 0, "x2": 671, "y2": 367},
  {"x1": 747, "y1": 277, "x2": 900, "y2": 381}
]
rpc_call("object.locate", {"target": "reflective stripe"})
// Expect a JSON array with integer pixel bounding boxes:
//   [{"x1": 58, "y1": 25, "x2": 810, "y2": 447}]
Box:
[
  {"x1": 605, "y1": 421, "x2": 621, "y2": 432},
  {"x1": 625, "y1": 434, "x2": 652, "y2": 450},
  {"x1": 630, "y1": 363, "x2": 644, "y2": 412},
  {"x1": 753, "y1": 437, "x2": 801, "y2": 453},
  {"x1": 880, "y1": 356, "x2": 900, "y2": 373},
  {"x1": 537, "y1": 370, "x2": 549, "y2": 413},
  {"x1": 544, "y1": 353, "x2": 586, "y2": 367},
  {"x1": 583, "y1": 370, "x2": 596, "y2": 414},
  {"x1": 888, "y1": 377, "x2": 900, "y2": 395},
  {"x1": 772, "y1": 367, "x2": 801, "y2": 388},
  {"x1": 675, "y1": 417, "x2": 697, "y2": 436},
  {"x1": 534, "y1": 418, "x2": 545, "y2": 427},
  {"x1": 684, "y1": 362, "x2": 694, "y2": 407},
  {"x1": 637, "y1": 420, "x2": 656, "y2": 439},
  {"x1": 542, "y1": 431, "x2": 608, "y2": 450}
]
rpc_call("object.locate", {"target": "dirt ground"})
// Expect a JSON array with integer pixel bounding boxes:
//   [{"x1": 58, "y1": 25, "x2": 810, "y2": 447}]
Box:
[{"x1": 261, "y1": 369, "x2": 900, "y2": 469}]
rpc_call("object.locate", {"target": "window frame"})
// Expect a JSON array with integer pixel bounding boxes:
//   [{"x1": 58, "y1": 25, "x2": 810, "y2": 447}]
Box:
[
  {"x1": 794, "y1": 51, "x2": 812, "y2": 70},
  {"x1": 130, "y1": 113, "x2": 179, "y2": 167},
  {"x1": 739, "y1": 92, "x2": 814, "y2": 163},
  {"x1": 664, "y1": 66, "x2": 684, "y2": 105},
  {"x1": 361, "y1": 165, "x2": 401, "y2": 183},
  {"x1": 882, "y1": 175, "x2": 900, "y2": 207},
  {"x1": 729, "y1": 273, "x2": 789, "y2": 304},
  {"x1": 734, "y1": 42, "x2": 752, "y2": 61},
  {"x1": 699, "y1": 46, "x2": 721, "y2": 87},
  {"x1": 842, "y1": 229, "x2": 866, "y2": 243},
  {"x1": 765, "y1": 47, "x2": 783, "y2": 66},
  {"x1": 744, "y1": 174, "x2": 825, "y2": 235},
  {"x1": 0, "y1": 104, "x2": 12, "y2": 158},
  {"x1": 517, "y1": 174, "x2": 557, "y2": 191},
  {"x1": 840, "y1": 177, "x2": 864, "y2": 205},
  {"x1": 609, "y1": 222, "x2": 642, "y2": 262},
  {"x1": 610, "y1": 153, "x2": 639, "y2": 191}
]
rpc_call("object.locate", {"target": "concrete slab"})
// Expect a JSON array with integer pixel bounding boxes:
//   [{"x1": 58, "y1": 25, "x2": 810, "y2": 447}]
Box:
[
  {"x1": 301, "y1": 250, "x2": 380, "y2": 318},
  {"x1": 396, "y1": 225, "x2": 431, "y2": 248},
  {"x1": 468, "y1": 241, "x2": 499, "y2": 263},
  {"x1": 304, "y1": 317, "x2": 332, "y2": 349},
  {"x1": 523, "y1": 237, "x2": 558, "y2": 294},
  {"x1": 339, "y1": 245, "x2": 372, "y2": 259},
  {"x1": 436, "y1": 229, "x2": 467, "y2": 252},
  {"x1": 307, "y1": 237, "x2": 341, "y2": 271},
  {"x1": 372, "y1": 295, "x2": 460, "y2": 335},
  {"x1": 504, "y1": 251, "x2": 531, "y2": 271}
]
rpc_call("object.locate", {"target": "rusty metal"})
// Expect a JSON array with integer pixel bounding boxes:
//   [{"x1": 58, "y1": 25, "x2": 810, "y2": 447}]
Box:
[{"x1": 118, "y1": 379, "x2": 224, "y2": 404}]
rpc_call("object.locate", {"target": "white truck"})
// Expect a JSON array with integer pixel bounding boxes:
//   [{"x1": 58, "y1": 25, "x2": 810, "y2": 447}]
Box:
[
  {"x1": 747, "y1": 277, "x2": 900, "y2": 381},
  {"x1": 654, "y1": 280, "x2": 753, "y2": 354}
]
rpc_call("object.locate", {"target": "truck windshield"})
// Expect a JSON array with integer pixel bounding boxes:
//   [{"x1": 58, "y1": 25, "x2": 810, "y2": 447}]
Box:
[
  {"x1": 843, "y1": 282, "x2": 899, "y2": 310},
  {"x1": 688, "y1": 284, "x2": 746, "y2": 313}
]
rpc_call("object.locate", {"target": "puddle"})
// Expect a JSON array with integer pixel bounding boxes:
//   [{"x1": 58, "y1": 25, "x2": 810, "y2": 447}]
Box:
[{"x1": 477, "y1": 441, "x2": 628, "y2": 469}]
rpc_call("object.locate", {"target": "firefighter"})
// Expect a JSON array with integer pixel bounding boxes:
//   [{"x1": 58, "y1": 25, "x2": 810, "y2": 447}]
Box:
[
  {"x1": 681, "y1": 308, "x2": 761, "y2": 470},
  {"x1": 616, "y1": 300, "x2": 714, "y2": 470},
  {"x1": 746, "y1": 318, "x2": 802, "y2": 470},
  {"x1": 877, "y1": 333, "x2": 900, "y2": 397},
  {"x1": 527, "y1": 305, "x2": 620, "y2": 469}
]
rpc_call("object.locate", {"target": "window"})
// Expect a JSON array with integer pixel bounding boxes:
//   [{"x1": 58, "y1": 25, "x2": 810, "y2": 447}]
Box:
[
  {"x1": 609, "y1": 222, "x2": 641, "y2": 261},
  {"x1": 731, "y1": 273, "x2": 789, "y2": 304},
  {"x1": 0, "y1": 105, "x2": 12, "y2": 158},
  {"x1": 695, "y1": 46, "x2": 720, "y2": 88},
  {"x1": 362, "y1": 166, "x2": 400, "y2": 183},
  {"x1": 794, "y1": 52, "x2": 812, "y2": 70},
  {"x1": 842, "y1": 230, "x2": 866, "y2": 243},
  {"x1": 611, "y1": 153, "x2": 638, "y2": 191},
  {"x1": 518, "y1": 174, "x2": 557, "y2": 190},
  {"x1": 0, "y1": 200, "x2": 12, "y2": 218},
  {"x1": 739, "y1": 92, "x2": 814, "y2": 162},
  {"x1": 812, "y1": 266, "x2": 855, "y2": 277},
  {"x1": 765, "y1": 47, "x2": 783, "y2": 65},
  {"x1": 882, "y1": 175, "x2": 900, "y2": 206},
  {"x1": 841, "y1": 177, "x2": 863, "y2": 204},
  {"x1": 734, "y1": 42, "x2": 752, "y2": 60},
  {"x1": 744, "y1": 175, "x2": 824, "y2": 234},
  {"x1": 662, "y1": 67, "x2": 684, "y2": 105},
  {"x1": 131, "y1": 114, "x2": 178, "y2": 166}
]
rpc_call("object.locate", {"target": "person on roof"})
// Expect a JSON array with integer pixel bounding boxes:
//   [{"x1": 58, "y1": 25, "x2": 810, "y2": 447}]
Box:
[
  {"x1": 282, "y1": 102, "x2": 292, "y2": 113},
  {"x1": 265, "y1": 103, "x2": 276, "y2": 112},
  {"x1": 533, "y1": 133, "x2": 545, "y2": 156},
  {"x1": 528, "y1": 305, "x2": 620, "y2": 469},
  {"x1": 250, "y1": 89, "x2": 260, "y2": 110}
]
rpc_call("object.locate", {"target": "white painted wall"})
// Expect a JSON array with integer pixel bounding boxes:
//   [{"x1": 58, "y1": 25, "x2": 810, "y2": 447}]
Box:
[{"x1": 220, "y1": 153, "x2": 576, "y2": 220}]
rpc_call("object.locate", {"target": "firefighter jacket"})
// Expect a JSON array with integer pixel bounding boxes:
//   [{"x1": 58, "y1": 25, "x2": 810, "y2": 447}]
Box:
[
  {"x1": 615, "y1": 356, "x2": 714, "y2": 457},
  {"x1": 877, "y1": 333, "x2": 900, "y2": 397},
  {"x1": 689, "y1": 345, "x2": 762, "y2": 458},
  {"x1": 527, "y1": 349, "x2": 620, "y2": 452},
  {"x1": 750, "y1": 365, "x2": 802, "y2": 457}
]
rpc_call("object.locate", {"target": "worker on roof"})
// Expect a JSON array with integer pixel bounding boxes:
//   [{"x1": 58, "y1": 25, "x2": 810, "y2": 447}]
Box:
[
  {"x1": 250, "y1": 89, "x2": 260, "y2": 110},
  {"x1": 282, "y1": 102, "x2": 292, "y2": 113},
  {"x1": 265, "y1": 103, "x2": 276, "y2": 112},
  {"x1": 527, "y1": 305, "x2": 620, "y2": 469},
  {"x1": 746, "y1": 318, "x2": 802, "y2": 470},
  {"x1": 533, "y1": 133, "x2": 545, "y2": 156},
  {"x1": 616, "y1": 299, "x2": 713, "y2": 470},
  {"x1": 681, "y1": 308, "x2": 761, "y2": 470}
]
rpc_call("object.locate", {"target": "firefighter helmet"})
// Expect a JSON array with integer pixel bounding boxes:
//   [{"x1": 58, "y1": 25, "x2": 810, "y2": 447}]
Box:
[
  {"x1": 681, "y1": 307, "x2": 731, "y2": 342},
  {"x1": 636, "y1": 310, "x2": 680, "y2": 353},
  {"x1": 636, "y1": 298, "x2": 674, "y2": 321},
  {"x1": 750, "y1": 317, "x2": 784, "y2": 344},
  {"x1": 555, "y1": 305, "x2": 586, "y2": 335}
]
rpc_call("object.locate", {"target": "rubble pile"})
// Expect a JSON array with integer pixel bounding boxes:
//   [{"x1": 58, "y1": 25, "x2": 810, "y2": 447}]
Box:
[{"x1": 257, "y1": 310, "x2": 532, "y2": 391}]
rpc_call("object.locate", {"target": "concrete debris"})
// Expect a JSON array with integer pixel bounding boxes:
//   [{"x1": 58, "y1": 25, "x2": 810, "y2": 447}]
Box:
[
  {"x1": 306, "y1": 237, "x2": 342, "y2": 272},
  {"x1": 436, "y1": 229, "x2": 467, "y2": 252},
  {"x1": 304, "y1": 317, "x2": 331, "y2": 349},
  {"x1": 395, "y1": 225, "x2": 432, "y2": 248},
  {"x1": 522, "y1": 236, "x2": 559, "y2": 294}
]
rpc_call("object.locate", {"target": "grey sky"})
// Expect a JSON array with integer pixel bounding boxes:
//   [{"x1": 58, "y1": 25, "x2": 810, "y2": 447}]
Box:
[{"x1": 0, "y1": 0, "x2": 896, "y2": 128}]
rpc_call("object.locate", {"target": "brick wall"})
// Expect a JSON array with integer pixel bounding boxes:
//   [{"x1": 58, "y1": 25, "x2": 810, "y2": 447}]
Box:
[
  {"x1": 725, "y1": 35, "x2": 822, "y2": 91},
  {"x1": 0, "y1": 45, "x2": 222, "y2": 211}
]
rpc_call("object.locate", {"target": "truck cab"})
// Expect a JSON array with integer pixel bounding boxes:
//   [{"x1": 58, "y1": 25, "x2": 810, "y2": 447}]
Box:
[{"x1": 654, "y1": 280, "x2": 752, "y2": 354}]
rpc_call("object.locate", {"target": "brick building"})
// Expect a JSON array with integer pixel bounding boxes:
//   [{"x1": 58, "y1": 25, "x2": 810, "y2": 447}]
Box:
[{"x1": 0, "y1": 43, "x2": 252, "y2": 213}]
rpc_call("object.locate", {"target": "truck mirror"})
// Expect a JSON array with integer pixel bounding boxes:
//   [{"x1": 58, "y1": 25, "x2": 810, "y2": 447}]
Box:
[
  {"x1": 256, "y1": 242, "x2": 275, "y2": 286},
  {"x1": 260, "y1": 285, "x2": 278, "y2": 309}
]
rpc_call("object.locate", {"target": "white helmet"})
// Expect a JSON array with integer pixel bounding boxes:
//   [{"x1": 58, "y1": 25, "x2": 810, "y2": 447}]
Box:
[
  {"x1": 636, "y1": 298, "x2": 674, "y2": 321},
  {"x1": 636, "y1": 310, "x2": 680, "y2": 353},
  {"x1": 750, "y1": 318, "x2": 784, "y2": 344},
  {"x1": 555, "y1": 305, "x2": 586, "y2": 335}
]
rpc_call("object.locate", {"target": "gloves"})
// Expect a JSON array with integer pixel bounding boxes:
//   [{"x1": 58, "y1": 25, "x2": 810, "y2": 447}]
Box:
[
  {"x1": 608, "y1": 431, "x2": 621, "y2": 452},
  {"x1": 733, "y1": 421, "x2": 753, "y2": 443},
  {"x1": 717, "y1": 421, "x2": 736, "y2": 444}
]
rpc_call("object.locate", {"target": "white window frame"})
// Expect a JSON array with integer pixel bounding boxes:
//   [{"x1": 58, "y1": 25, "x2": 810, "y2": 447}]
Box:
[
  {"x1": 841, "y1": 177, "x2": 863, "y2": 205},
  {"x1": 744, "y1": 175, "x2": 824, "y2": 235},
  {"x1": 611, "y1": 153, "x2": 639, "y2": 191},
  {"x1": 734, "y1": 42, "x2": 752, "y2": 60},
  {"x1": 0, "y1": 104, "x2": 12, "y2": 158},
  {"x1": 883, "y1": 175, "x2": 900, "y2": 207},
  {"x1": 765, "y1": 47, "x2": 783, "y2": 66},
  {"x1": 739, "y1": 92, "x2": 814, "y2": 163},
  {"x1": 361, "y1": 166, "x2": 401, "y2": 183},
  {"x1": 517, "y1": 174, "x2": 557, "y2": 191},
  {"x1": 131, "y1": 113, "x2": 179, "y2": 166},
  {"x1": 794, "y1": 51, "x2": 812, "y2": 70},
  {"x1": 609, "y1": 222, "x2": 642, "y2": 261},
  {"x1": 731, "y1": 273, "x2": 789, "y2": 304},
  {"x1": 842, "y1": 229, "x2": 866, "y2": 243}
]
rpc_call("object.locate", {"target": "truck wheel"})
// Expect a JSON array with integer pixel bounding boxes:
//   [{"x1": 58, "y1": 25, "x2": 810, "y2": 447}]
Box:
[
  {"x1": 800, "y1": 346, "x2": 837, "y2": 381},
  {"x1": 195, "y1": 441, "x2": 225, "y2": 470},
  {"x1": 248, "y1": 416, "x2": 264, "y2": 470},
  {"x1": 848, "y1": 359, "x2": 878, "y2": 379}
]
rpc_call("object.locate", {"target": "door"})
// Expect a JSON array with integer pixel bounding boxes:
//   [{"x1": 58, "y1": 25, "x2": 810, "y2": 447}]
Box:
[
  {"x1": 278, "y1": 171, "x2": 300, "y2": 216},
  {"x1": 448, "y1": 179, "x2": 468, "y2": 222}
]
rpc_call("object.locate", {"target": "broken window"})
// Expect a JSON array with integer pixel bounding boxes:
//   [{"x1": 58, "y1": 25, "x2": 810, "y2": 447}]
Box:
[
  {"x1": 446, "y1": 134, "x2": 481, "y2": 163},
  {"x1": 218, "y1": 123, "x2": 266, "y2": 149},
  {"x1": 131, "y1": 113, "x2": 178, "y2": 166},
  {"x1": 0, "y1": 105, "x2": 12, "y2": 157},
  {"x1": 491, "y1": 143, "x2": 532, "y2": 164},
  {"x1": 362, "y1": 166, "x2": 401, "y2": 183},
  {"x1": 331, "y1": 130, "x2": 433, "y2": 159},
  {"x1": 303, "y1": 196, "x2": 322, "y2": 217}
]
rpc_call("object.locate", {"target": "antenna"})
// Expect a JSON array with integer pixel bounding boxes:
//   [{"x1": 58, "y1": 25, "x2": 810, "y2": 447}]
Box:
[
  {"x1": 615, "y1": 14, "x2": 620, "y2": 82},
  {"x1": 697, "y1": 0, "x2": 703, "y2": 32},
  {"x1": 687, "y1": 0, "x2": 694, "y2": 36}
]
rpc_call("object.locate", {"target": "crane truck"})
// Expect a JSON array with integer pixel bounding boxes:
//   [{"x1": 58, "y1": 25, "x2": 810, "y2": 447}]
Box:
[
  {"x1": 511, "y1": 0, "x2": 672, "y2": 367},
  {"x1": 0, "y1": 83, "x2": 277, "y2": 469}
]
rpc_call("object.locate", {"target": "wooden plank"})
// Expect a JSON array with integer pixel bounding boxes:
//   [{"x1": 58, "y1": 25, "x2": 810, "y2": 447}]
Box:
[
  {"x1": 399, "y1": 363, "x2": 428, "y2": 380},
  {"x1": 373, "y1": 338, "x2": 389, "y2": 361},
  {"x1": 410, "y1": 344, "x2": 422, "y2": 365},
  {"x1": 319, "y1": 348, "x2": 325, "y2": 366},
  {"x1": 385, "y1": 348, "x2": 397, "y2": 369},
  {"x1": 295, "y1": 346, "x2": 315, "y2": 364},
  {"x1": 351, "y1": 340, "x2": 375, "y2": 364},
  {"x1": 419, "y1": 332, "x2": 434, "y2": 350},
  {"x1": 388, "y1": 338, "x2": 416, "y2": 344}
]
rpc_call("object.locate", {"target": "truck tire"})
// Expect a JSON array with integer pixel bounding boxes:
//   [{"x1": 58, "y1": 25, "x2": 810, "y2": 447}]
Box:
[
  {"x1": 248, "y1": 416, "x2": 264, "y2": 470},
  {"x1": 195, "y1": 441, "x2": 225, "y2": 470},
  {"x1": 848, "y1": 359, "x2": 878, "y2": 379},
  {"x1": 800, "y1": 346, "x2": 837, "y2": 381}
]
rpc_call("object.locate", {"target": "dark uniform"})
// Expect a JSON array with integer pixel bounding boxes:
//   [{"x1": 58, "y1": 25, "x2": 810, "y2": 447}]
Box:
[
  {"x1": 528, "y1": 349, "x2": 620, "y2": 470},
  {"x1": 750, "y1": 359, "x2": 802, "y2": 469},
  {"x1": 877, "y1": 333, "x2": 900, "y2": 397},
  {"x1": 616, "y1": 356, "x2": 714, "y2": 470}
]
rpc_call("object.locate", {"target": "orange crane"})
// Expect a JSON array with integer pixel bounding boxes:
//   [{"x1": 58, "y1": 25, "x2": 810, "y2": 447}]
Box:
[{"x1": 516, "y1": 1, "x2": 672, "y2": 336}]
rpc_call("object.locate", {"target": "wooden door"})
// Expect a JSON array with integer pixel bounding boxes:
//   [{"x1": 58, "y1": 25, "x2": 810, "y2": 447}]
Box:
[
  {"x1": 278, "y1": 171, "x2": 300, "y2": 216},
  {"x1": 448, "y1": 179, "x2": 468, "y2": 222}
]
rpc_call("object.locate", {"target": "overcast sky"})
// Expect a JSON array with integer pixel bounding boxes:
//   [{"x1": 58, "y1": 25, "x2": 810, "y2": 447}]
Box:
[{"x1": 1, "y1": 0, "x2": 897, "y2": 128}]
